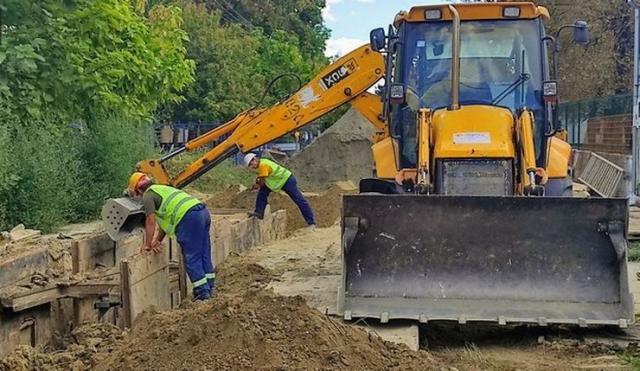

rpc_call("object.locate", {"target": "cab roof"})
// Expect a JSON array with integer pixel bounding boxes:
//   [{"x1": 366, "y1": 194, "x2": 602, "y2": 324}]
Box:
[{"x1": 398, "y1": 2, "x2": 549, "y2": 24}]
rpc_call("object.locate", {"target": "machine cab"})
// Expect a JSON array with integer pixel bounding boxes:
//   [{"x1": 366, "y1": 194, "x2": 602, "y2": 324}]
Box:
[{"x1": 369, "y1": 2, "x2": 588, "y2": 196}]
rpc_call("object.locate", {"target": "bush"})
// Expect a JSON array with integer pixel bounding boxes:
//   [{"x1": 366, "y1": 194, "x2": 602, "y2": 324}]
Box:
[
  {"x1": 165, "y1": 153, "x2": 255, "y2": 193},
  {"x1": 0, "y1": 114, "x2": 154, "y2": 232},
  {"x1": 0, "y1": 117, "x2": 84, "y2": 231},
  {"x1": 75, "y1": 115, "x2": 156, "y2": 218}
]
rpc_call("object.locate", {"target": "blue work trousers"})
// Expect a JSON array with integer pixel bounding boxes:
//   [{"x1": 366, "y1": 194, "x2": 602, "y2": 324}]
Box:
[
  {"x1": 175, "y1": 204, "x2": 215, "y2": 299},
  {"x1": 255, "y1": 176, "x2": 315, "y2": 226}
]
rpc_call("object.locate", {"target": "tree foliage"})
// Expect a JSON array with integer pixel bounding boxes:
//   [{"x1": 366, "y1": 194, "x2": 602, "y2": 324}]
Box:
[
  {"x1": 0, "y1": 0, "x2": 193, "y2": 231},
  {"x1": 168, "y1": 0, "x2": 329, "y2": 123},
  {"x1": 538, "y1": 0, "x2": 633, "y2": 100},
  {"x1": 0, "y1": 0, "x2": 330, "y2": 231}
]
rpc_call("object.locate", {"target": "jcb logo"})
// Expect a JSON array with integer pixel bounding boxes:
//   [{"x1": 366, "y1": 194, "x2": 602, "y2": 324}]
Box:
[{"x1": 320, "y1": 59, "x2": 358, "y2": 90}]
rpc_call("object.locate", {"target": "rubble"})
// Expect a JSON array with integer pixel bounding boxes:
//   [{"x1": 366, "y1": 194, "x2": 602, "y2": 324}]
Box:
[{"x1": 7, "y1": 224, "x2": 41, "y2": 243}]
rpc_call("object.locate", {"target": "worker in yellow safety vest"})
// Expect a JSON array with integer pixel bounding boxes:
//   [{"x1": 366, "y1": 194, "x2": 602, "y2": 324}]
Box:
[
  {"x1": 128, "y1": 172, "x2": 215, "y2": 301},
  {"x1": 244, "y1": 153, "x2": 316, "y2": 229}
]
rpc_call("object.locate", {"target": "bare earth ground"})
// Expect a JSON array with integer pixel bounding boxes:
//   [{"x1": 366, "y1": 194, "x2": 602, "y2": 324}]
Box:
[
  {"x1": 1, "y1": 225, "x2": 638, "y2": 370},
  {"x1": 221, "y1": 226, "x2": 637, "y2": 370}
]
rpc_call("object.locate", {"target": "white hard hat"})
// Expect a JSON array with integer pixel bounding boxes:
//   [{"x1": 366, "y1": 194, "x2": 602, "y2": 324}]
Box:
[{"x1": 244, "y1": 153, "x2": 257, "y2": 167}]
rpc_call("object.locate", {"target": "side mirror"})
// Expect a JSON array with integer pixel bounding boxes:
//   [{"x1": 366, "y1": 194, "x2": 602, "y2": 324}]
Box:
[
  {"x1": 573, "y1": 20, "x2": 589, "y2": 46},
  {"x1": 370, "y1": 28, "x2": 386, "y2": 52}
]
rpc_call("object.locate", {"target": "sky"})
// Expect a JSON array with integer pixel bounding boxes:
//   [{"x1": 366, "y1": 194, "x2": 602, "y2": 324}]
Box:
[{"x1": 324, "y1": 0, "x2": 441, "y2": 57}]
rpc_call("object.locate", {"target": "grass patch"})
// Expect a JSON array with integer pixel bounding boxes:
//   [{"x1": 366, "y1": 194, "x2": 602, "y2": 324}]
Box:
[
  {"x1": 628, "y1": 241, "x2": 640, "y2": 262},
  {"x1": 164, "y1": 151, "x2": 255, "y2": 194},
  {"x1": 621, "y1": 350, "x2": 640, "y2": 369}
]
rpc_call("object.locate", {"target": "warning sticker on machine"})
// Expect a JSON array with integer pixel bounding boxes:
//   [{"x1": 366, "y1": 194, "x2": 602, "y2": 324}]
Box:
[{"x1": 453, "y1": 132, "x2": 491, "y2": 144}]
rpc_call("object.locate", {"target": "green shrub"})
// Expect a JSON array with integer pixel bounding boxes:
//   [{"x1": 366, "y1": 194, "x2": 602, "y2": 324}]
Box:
[
  {"x1": 75, "y1": 115, "x2": 155, "y2": 218},
  {"x1": 0, "y1": 113, "x2": 154, "y2": 232},
  {"x1": 165, "y1": 153, "x2": 255, "y2": 193},
  {"x1": 0, "y1": 118, "x2": 83, "y2": 231}
]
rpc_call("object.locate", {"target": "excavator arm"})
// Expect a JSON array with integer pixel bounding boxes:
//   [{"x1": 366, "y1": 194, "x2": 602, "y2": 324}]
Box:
[{"x1": 138, "y1": 45, "x2": 385, "y2": 189}]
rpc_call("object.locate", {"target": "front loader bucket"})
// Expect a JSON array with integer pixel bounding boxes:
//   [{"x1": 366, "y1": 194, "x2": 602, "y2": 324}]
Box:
[
  {"x1": 102, "y1": 197, "x2": 145, "y2": 241},
  {"x1": 339, "y1": 195, "x2": 634, "y2": 327}
]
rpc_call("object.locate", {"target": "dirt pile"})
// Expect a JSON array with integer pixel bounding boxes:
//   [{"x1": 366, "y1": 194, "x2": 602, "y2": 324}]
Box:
[
  {"x1": 97, "y1": 292, "x2": 440, "y2": 371},
  {"x1": 0, "y1": 323, "x2": 124, "y2": 371},
  {"x1": 208, "y1": 184, "x2": 355, "y2": 232},
  {"x1": 287, "y1": 107, "x2": 374, "y2": 190}
]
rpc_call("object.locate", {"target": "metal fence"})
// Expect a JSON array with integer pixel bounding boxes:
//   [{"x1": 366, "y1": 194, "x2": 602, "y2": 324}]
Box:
[{"x1": 558, "y1": 93, "x2": 633, "y2": 148}]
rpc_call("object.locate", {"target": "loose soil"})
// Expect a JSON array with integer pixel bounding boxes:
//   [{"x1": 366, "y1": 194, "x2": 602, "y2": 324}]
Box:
[
  {"x1": 208, "y1": 184, "x2": 355, "y2": 233},
  {"x1": 96, "y1": 292, "x2": 441, "y2": 371},
  {"x1": 0, "y1": 323, "x2": 125, "y2": 371},
  {"x1": 287, "y1": 107, "x2": 375, "y2": 191},
  {"x1": 1, "y1": 227, "x2": 637, "y2": 370}
]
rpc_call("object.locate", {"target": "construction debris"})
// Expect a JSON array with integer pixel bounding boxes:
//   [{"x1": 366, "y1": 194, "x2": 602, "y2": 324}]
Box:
[{"x1": 4, "y1": 224, "x2": 42, "y2": 243}]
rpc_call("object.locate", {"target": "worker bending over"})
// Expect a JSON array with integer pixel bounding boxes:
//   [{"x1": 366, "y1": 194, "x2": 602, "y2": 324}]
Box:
[
  {"x1": 128, "y1": 172, "x2": 215, "y2": 301},
  {"x1": 244, "y1": 153, "x2": 316, "y2": 229}
]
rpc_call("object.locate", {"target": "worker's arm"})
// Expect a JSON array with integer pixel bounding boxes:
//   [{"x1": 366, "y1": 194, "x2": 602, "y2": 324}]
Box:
[
  {"x1": 142, "y1": 191, "x2": 163, "y2": 254},
  {"x1": 143, "y1": 213, "x2": 156, "y2": 253},
  {"x1": 135, "y1": 45, "x2": 385, "y2": 189},
  {"x1": 252, "y1": 177, "x2": 266, "y2": 191},
  {"x1": 252, "y1": 163, "x2": 271, "y2": 190}
]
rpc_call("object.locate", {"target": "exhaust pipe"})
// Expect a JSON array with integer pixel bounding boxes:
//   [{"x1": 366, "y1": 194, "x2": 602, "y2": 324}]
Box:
[{"x1": 449, "y1": 4, "x2": 461, "y2": 110}]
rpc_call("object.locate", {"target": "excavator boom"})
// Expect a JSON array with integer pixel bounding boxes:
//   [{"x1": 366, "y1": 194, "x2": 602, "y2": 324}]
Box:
[
  {"x1": 137, "y1": 45, "x2": 384, "y2": 190},
  {"x1": 103, "y1": 45, "x2": 384, "y2": 240}
]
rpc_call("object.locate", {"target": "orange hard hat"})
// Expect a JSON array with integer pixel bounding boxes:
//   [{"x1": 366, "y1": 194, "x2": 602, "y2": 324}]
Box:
[{"x1": 128, "y1": 172, "x2": 149, "y2": 193}]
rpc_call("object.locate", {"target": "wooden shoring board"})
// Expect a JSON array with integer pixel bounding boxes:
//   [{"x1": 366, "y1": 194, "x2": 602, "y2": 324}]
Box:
[
  {"x1": 71, "y1": 234, "x2": 116, "y2": 274},
  {"x1": 0, "y1": 248, "x2": 49, "y2": 290},
  {"x1": 1, "y1": 281, "x2": 119, "y2": 312},
  {"x1": 121, "y1": 248, "x2": 170, "y2": 328}
]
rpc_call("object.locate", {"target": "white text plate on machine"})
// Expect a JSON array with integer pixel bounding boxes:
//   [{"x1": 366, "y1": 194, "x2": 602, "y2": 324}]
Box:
[{"x1": 453, "y1": 132, "x2": 491, "y2": 144}]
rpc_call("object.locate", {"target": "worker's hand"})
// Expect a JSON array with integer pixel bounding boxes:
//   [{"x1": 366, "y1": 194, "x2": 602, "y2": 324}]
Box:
[
  {"x1": 251, "y1": 183, "x2": 260, "y2": 191},
  {"x1": 140, "y1": 244, "x2": 152, "y2": 254},
  {"x1": 150, "y1": 240, "x2": 162, "y2": 254}
]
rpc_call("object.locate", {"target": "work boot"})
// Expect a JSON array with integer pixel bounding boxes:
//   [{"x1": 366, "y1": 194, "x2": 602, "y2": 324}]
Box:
[
  {"x1": 247, "y1": 211, "x2": 263, "y2": 220},
  {"x1": 192, "y1": 286, "x2": 211, "y2": 301},
  {"x1": 306, "y1": 224, "x2": 316, "y2": 232},
  {"x1": 208, "y1": 278, "x2": 216, "y2": 297}
]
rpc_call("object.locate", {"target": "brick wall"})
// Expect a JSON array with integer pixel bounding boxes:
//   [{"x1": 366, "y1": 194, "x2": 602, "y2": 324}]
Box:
[{"x1": 581, "y1": 114, "x2": 632, "y2": 154}]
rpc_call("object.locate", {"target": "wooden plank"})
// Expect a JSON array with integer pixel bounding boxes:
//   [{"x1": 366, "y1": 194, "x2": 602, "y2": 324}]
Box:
[
  {"x1": 71, "y1": 234, "x2": 115, "y2": 274},
  {"x1": 120, "y1": 247, "x2": 170, "y2": 328},
  {"x1": 0, "y1": 248, "x2": 49, "y2": 289},
  {"x1": 2, "y1": 281, "x2": 119, "y2": 312},
  {"x1": 115, "y1": 232, "x2": 144, "y2": 263},
  {"x1": 0, "y1": 305, "x2": 51, "y2": 357}
]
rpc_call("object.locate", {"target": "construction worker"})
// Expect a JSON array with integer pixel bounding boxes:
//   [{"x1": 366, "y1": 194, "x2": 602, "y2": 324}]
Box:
[
  {"x1": 244, "y1": 153, "x2": 316, "y2": 229},
  {"x1": 128, "y1": 172, "x2": 215, "y2": 301}
]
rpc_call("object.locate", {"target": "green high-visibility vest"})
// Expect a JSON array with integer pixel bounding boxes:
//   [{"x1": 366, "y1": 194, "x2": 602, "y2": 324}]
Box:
[
  {"x1": 148, "y1": 185, "x2": 201, "y2": 237},
  {"x1": 261, "y1": 158, "x2": 292, "y2": 192}
]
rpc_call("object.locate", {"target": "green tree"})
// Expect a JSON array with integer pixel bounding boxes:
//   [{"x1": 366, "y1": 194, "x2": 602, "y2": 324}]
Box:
[
  {"x1": 538, "y1": 0, "x2": 633, "y2": 100},
  {"x1": 0, "y1": 0, "x2": 193, "y2": 231}
]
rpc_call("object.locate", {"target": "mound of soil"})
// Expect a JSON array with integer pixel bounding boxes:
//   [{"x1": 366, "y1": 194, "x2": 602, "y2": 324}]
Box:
[
  {"x1": 217, "y1": 262, "x2": 273, "y2": 294},
  {"x1": 0, "y1": 323, "x2": 124, "y2": 371},
  {"x1": 287, "y1": 108, "x2": 374, "y2": 191},
  {"x1": 97, "y1": 292, "x2": 440, "y2": 371},
  {"x1": 208, "y1": 184, "x2": 354, "y2": 233}
]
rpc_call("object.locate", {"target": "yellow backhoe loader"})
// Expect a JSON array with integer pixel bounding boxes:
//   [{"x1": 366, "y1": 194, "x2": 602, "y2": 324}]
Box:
[{"x1": 103, "y1": 2, "x2": 634, "y2": 327}]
